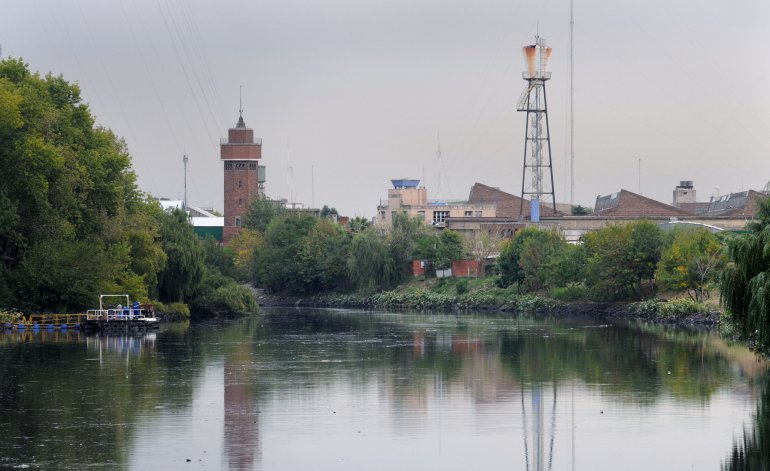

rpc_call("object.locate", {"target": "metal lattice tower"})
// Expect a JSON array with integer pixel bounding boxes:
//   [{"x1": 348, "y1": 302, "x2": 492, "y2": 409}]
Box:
[{"x1": 517, "y1": 36, "x2": 556, "y2": 220}]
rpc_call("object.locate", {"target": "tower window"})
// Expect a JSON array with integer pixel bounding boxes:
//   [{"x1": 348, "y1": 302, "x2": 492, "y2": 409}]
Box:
[
  {"x1": 239, "y1": 180, "x2": 243, "y2": 188},
  {"x1": 249, "y1": 163, "x2": 257, "y2": 170},
  {"x1": 224, "y1": 162, "x2": 233, "y2": 170},
  {"x1": 235, "y1": 217, "x2": 241, "y2": 227},
  {"x1": 238, "y1": 198, "x2": 243, "y2": 206}
]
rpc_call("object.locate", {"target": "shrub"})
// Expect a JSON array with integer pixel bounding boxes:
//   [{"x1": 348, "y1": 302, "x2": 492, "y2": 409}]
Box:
[
  {"x1": 455, "y1": 279, "x2": 469, "y2": 295},
  {"x1": 551, "y1": 285, "x2": 587, "y2": 301}
]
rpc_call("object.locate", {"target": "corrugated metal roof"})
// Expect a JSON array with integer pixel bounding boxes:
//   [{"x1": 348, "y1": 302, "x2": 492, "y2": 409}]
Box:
[{"x1": 594, "y1": 192, "x2": 620, "y2": 212}]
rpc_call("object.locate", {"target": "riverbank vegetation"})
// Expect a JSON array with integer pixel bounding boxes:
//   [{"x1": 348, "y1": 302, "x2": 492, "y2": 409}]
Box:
[{"x1": 0, "y1": 59, "x2": 255, "y2": 317}]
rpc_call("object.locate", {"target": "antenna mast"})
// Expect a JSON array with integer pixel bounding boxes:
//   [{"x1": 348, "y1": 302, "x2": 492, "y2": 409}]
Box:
[
  {"x1": 183, "y1": 154, "x2": 189, "y2": 210},
  {"x1": 570, "y1": 0, "x2": 575, "y2": 206}
]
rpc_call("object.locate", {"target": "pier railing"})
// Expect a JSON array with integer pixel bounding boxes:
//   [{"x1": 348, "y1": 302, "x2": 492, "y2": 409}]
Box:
[{"x1": 86, "y1": 309, "x2": 150, "y2": 322}]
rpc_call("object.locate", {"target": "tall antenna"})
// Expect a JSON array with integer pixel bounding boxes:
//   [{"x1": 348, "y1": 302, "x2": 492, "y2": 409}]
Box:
[
  {"x1": 236, "y1": 85, "x2": 246, "y2": 128},
  {"x1": 435, "y1": 132, "x2": 443, "y2": 198},
  {"x1": 182, "y1": 154, "x2": 189, "y2": 210},
  {"x1": 570, "y1": 0, "x2": 575, "y2": 206}
]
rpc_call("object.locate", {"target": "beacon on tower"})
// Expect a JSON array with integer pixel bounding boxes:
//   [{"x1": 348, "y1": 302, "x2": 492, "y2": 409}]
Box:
[{"x1": 516, "y1": 36, "x2": 556, "y2": 221}]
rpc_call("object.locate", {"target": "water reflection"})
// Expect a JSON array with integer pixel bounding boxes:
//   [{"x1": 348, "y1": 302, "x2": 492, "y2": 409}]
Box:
[{"x1": 0, "y1": 310, "x2": 767, "y2": 470}]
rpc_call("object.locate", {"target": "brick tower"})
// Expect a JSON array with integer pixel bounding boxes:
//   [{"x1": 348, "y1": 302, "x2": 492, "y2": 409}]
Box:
[{"x1": 221, "y1": 111, "x2": 264, "y2": 244}]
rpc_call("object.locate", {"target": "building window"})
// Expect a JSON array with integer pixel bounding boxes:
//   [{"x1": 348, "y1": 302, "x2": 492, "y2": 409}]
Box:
[
  {"x1": 474, "y1": 211, "x2": 482, "y2": 217},
  {"x1": 238, "y1": 198, "x2": 243, "y2": 206},
  {"x1": 239, "y1": 180, "x2": 243, "y2": 188},
  {"x1": 380, "y1": 211, "x2": 386, "y2": 220},
  {"x1": 235, "y1": 217, "x2": 241, "y2": 227},
  {"x1": 235, "y1": 162, "x2": 246, "y2": 170},
  {"x1": 464, "y1": 211, "x2": 473, "y2": 217},
  {"x1": 224, "y1": 162, "x2": 233, "y2": 170},
  {"x1": 433, "y1": 211, "x2": 449, "y2": 224},
  {"x1": 417, "y1": 211, "x2": 425, "y2": 220},
  {"x1": 249, "y1": 163, "x2": 257, "y2": 170}
]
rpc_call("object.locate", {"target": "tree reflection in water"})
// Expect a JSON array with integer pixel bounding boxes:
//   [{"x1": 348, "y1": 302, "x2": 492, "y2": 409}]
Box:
[{"x1": 723, "y1": 376, "x2": 770, "y2": 470}]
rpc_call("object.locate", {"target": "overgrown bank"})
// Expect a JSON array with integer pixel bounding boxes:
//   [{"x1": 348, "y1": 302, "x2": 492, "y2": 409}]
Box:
[{"x1": 257, "y1": 278, "x2": 721, "y2": 326}]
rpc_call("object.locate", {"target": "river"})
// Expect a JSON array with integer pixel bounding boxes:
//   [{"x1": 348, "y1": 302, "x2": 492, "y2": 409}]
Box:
[{"x1": 0, "y1": 308, "x2": 766, "y2": 470}]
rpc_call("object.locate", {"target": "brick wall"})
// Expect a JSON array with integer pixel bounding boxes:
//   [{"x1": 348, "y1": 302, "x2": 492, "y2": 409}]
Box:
[
  {"x1": 221, "y1": 145, "x2": 261, "y2": 160},
  {"x1": 411, "y1": 260, "x2": 426, "y2": 277},
  {"x1": 452, "y1": 260, "x2": 484, "y2": 277}
]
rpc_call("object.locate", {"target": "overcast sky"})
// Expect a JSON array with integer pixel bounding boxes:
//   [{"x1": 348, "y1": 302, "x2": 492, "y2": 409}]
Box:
[{"x1": 2, "y1": 0, "x2": 769, "y2": 216}]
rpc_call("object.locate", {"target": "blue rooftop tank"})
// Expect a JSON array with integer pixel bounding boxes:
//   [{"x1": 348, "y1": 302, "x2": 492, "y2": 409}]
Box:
[{"x1": 391, "y1": 179, "x2": 420, "y2": 189}]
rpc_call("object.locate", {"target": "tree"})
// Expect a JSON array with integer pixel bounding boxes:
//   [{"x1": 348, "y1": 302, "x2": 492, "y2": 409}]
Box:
[
  {"x1": 497, "y1": 227, "x2": 564, "y2": 290},
  {"x1": 583, "y1": 221, "x2": 664, "y2": 300},
  {"x1": 468, "y1": 228, "x2": 504, "y2": 263},
  {"x1": 543, "y1": 243, "x2": 586, "y2": 288},
  {"x1": 320, "y1": 205, "x2": 339, "y2": 220},
  {"x1": 243, "y1": 194, "x2": 286, "y2": 232},
  {"x1": 347, "y1": 216, "x2": 370, "y2": 234},
  {"x1": 156, "y1": 208, "x2": 205, "y2": 303},
  {"x1": 0, "y1": 58, "x2": 148, "y2": 309},
  {"x1": 297, "y1": 219, "x2": 350, "y2": 292},
  {"x1": 347, "y1": 229, "x2": 395, "y2": 293},
  {"x1": 435, "y1": 230, "x2": 466, "y2": 270},
  {"x1": 227, "y1": 228, "x2": 264, "y2": 282},
  {"x1": 657, "y1": 227, "x2": 726, "y2": 301},
  {"x1": 571, "y1": 205, "x2": 592, "y2": 216},
  {"x1": 253, "y1": 215, "x2": 317, "y2": 293},
  {"x1": 721, "y1": 199, "x2": 770, "y2": 346},
  {"x1": 388, "y1": 213, "x2": 427, "y2": 282}
]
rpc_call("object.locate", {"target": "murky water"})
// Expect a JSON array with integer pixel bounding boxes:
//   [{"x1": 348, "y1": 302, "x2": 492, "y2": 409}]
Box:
[{"x1": 0, "y1": 308, "x2": 766, "y2": 470}]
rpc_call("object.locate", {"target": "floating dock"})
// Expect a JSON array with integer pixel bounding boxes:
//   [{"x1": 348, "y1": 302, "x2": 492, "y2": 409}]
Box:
[{"x1": 3, "y1": 314, "x2": 85, "y2": 331}]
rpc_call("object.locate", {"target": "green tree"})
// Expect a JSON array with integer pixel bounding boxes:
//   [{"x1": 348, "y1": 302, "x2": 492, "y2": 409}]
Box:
[
  {"x1": 253, "y1": 215, "x2": 317, "y2": 293},
  {"x1": 497, "y1": 227, "x2": 564, "y2": 289},
  {"x1": 720, "y1": 199, "x2": 770, "y2": 346},
  {"x1": 657, "y1": 228, "x2": 726, "y2": 301},
  {"x1": 243, "y1": 194, "x2": 286, "y2": 232},
  {"x1": 584, "y1": 221, "x2": 664, "y2": 300},
  {"x1": 347, "y1": 216, "x2": 370, "y2": 234},
  {"x1": 518, "y1": 229, "x2": 566, "y2": 290},
  {"x1": 435, "y1": 230, "x2": 466, "y2": 270},
  {"x1": 297, "y1": 219, "x2": 350, "y2": 292},
  {"x1": 156, "y1": 208, "x2": 205, "y2": 303},
  {"x1": 388, "y1": 213, "x2": 428, "y2": 282},
  {"x1": 320, "y1": 205, "x2": 339, "y2": 219},
  {"x1": 0, "y1": 58, "x2": 148, "y2": 309},
  {"x1": 347, "y1": 229, "x2": 395, "y2": 293},
  {"x1": 543, "y1": 243, "x2": 586, "y2": 288},
  {"x1": 571, "y1": 205, "x2": 591, "y2": 216}
]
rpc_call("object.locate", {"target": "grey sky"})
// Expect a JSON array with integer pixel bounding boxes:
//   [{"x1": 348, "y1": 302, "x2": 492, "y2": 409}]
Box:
[{"x1": 2, "y1": 0, "x2": 769, "y2": 216}]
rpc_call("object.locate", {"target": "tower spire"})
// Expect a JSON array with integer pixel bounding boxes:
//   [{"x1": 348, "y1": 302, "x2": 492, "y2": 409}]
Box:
[{"x1": 236, "y1": 85, "x2": 246, "y2": 128}]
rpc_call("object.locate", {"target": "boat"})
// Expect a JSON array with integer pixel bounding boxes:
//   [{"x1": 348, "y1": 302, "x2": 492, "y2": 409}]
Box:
[{"x1": 83, "y1": 294, "x2": 159, "y2": 333}]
